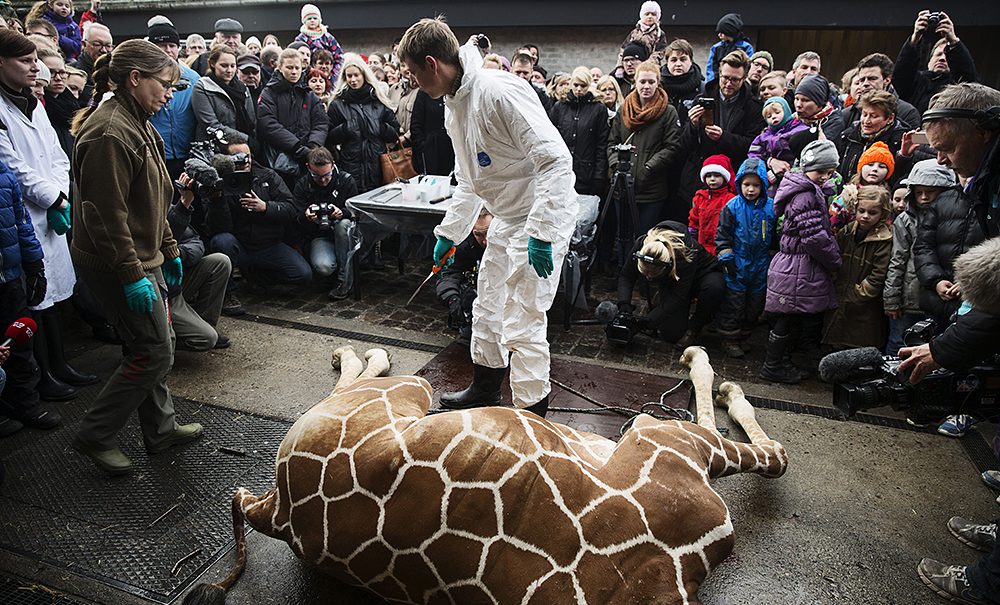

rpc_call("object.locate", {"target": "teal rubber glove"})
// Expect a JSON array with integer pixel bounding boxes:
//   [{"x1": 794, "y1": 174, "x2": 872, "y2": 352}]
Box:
[
  {"x1": 46, "y1": 203, "x2": 71, "y2": 235},
  {"x1": 163, "y1": 257, "x2": 183, "y2": 287},
  {"x1": 527, "y1": 237, "x2": 553, "y2": 278},
  {"x1": 123, "y1": 277, "x2": 158, "y2": 315},
  {"x1": 433, "y1": 236, "x2": 455, "y2": 268}
]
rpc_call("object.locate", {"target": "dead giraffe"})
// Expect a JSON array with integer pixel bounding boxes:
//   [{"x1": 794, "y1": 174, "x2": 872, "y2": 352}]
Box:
[{"x1": 187, "y1": 345, "x2": 787, "y2": 605}]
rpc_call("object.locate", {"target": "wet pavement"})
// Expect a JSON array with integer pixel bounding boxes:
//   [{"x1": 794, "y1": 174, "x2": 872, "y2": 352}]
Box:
[{"x1": 0, "y1": 260, "x2": 996, "y2": 605}]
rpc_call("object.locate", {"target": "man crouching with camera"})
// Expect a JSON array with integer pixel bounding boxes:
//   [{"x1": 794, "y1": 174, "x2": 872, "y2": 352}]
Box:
[{"x1": 292, "y1": 147, "x2": 359, "y2": 301}]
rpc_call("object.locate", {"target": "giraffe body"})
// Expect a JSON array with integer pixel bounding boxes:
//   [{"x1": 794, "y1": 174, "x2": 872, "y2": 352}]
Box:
[{"x1": 228, "y1": 347, "x2": 787, "y2": 605}]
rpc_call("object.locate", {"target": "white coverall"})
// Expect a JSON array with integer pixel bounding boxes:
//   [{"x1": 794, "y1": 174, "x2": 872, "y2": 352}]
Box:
[{"x1": 434, "y1": 45, "x2": 578, "y2": 407}]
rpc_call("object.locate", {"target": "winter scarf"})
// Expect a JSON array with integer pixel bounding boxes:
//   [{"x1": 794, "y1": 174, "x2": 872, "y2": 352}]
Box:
[
  {"x1": 209, "y1": 73, "x2": 254, "y2": 136},
  {"x1": 661, "y1": 65, "x2": 702, "y2": 101},
  {"x1": 622, "y1": 88, "x2": 667, "y2": 131},
  {"x1": 341, "y1": 83, "x2": 376, "y2": 105},
  {"x1": 299, "y1": 23, "x2": 329, "y2": 39}
]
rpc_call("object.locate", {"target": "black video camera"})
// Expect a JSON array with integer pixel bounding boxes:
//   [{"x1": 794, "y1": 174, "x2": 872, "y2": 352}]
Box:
[
  {"x1": 606, "y1": 311, "x2": 640, "y2": 346},
  {"x1": 613, "y1": 143, "x2": 635, "y2": 174},
  {"x1": 833, "y1": 320, "x2": 1000, "y2": 424},
  {"x1": 307, "y1": 202, "x2": 338, "y2": 230}
]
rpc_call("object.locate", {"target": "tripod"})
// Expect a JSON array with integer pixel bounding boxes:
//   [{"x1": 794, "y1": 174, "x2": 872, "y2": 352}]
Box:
[{"x1": 564, "y1": 143, "x2": 641, "y2": 328}]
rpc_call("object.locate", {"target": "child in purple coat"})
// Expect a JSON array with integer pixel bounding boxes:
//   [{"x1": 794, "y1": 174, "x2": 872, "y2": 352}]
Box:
[
  {"x1": 40, "y1": 0, "x2": 82, "y2": 61},
  {"x1": 760, "y1": 139, "x2": 843, "y2": 384},
  {"x1": 748, "y1": 96, "x2": 807, "y2": 190}
]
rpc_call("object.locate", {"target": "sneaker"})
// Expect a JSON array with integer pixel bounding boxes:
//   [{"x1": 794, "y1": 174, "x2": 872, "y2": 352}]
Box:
[
  {"x1": 938, "y1": 414, "x2": 977, "y2": 438},
  {"x1": 917, "y1": 559, "x2": 988, "y2": 605},
  {"x1": 906, "y1": 416, "x2": 933, "y2": 428},
  {"x1": 328, "y1": 282, "x2": 352, "y2": 301},
  {"x1": 221, "y1": 293, "x2": 245, "y2": 317},
  {"x1": 982, "y1": 470, "x2": 1000, "y2": 491},
  {"x1": 947, "y1": 517, "x2": 997, "y2": 552},
  {"x1": 213, "y1": 334, "x2": 231, "y2": 349},
  {"x1": 72, "y1": 437, "x2": 132, "y2": 476},
  {"x1": 16, "y1": 407, "x2": 61, "y2": 430},
  {"x1": 0, "y1": 416, "x2": 23, "y2": 437},
  {"x1": 721, "y1": 340, "x2": 745, "y2": 358},
  {"x1": 674, "y1": 330, "x2": 700, "y2": 350},
  {"x1": 146, "y1": 423, "x2": 204, "y2": 454}
]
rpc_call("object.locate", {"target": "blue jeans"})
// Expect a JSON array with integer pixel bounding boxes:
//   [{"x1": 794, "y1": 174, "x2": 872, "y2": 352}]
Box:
[
  {"x1": 308, "y1": 219, "x2": 356, "y2": 288},
  {"x1": 209, "y1": 233, "x2": 312, "y2": 288},
  {"x1": 885, "y1": 313, "x2": 924, "y2": 356}
]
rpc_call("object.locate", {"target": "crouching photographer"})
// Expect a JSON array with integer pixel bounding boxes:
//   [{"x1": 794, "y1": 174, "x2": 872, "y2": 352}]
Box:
[
  {"x1": 609, "y1": 220, "x2": 724, "y2": 348},
  {"x1": 292, "y1": 148, "x2": 359, "y2": 301},
  {"x1": 435, "y1": 210, "x2": 492, "y2": 341}
]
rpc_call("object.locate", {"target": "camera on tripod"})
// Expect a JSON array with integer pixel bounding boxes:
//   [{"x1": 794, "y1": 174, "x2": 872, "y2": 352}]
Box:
[
  {"x1": 832, "y1": 319, "x2": 1000, "y2": 424},
  {"x1": 613, "y1": 143, "x2": 635, "y2": 173},
  {"x1": 307, "y1": 202, "x2": 338, "y2": 230}
]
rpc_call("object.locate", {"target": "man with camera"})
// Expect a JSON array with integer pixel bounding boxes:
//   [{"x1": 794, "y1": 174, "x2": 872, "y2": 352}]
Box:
[
  {"x1": 205, "y1": 133, "x2": 312, "y2": 315},
  {"x1": 291, "y1": 147, "x2": 358, "y2": 301},
  {"x1": 893, "y1": 10, "x2": 978, "y2": 115}
]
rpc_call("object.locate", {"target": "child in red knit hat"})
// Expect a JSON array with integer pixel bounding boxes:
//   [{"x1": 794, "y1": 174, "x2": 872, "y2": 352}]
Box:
[{"x1": 688, "y1": 154, "x2": 736, "y2": 255}]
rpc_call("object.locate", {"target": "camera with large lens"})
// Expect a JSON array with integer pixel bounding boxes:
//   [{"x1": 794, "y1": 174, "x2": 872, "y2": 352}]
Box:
[
  {"x1": 308, "y1": 202, "x2": 337, "y2": 230},
  {"x1": 832, "y1": 320, "x2": 1000, "y2": 424},
  {"x1": 606, "y1": 311, "x2": 638, "y2": 346}
]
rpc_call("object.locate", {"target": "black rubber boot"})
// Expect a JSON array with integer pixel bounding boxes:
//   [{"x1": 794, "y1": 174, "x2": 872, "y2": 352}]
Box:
[
  {"x1": 32, "y1": 318, "x2": 78, "y2": 402},
  {"x1": 42, "y1": 310, "x2": 98, "y2": 387},
  {"x1": 523, "y1": 395, "x2": 549, "y2": 418},
  {"x1": 439, "y1": 364, "x2": 505, "y2": 410},
  {"x1": 758, "y1": 332, "x2": 801, "y2": 384}
]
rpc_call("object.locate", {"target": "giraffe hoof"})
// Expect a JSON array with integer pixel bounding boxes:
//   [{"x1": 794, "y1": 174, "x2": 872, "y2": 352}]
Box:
[{"x1": 332, "y1": 346, "x2": 356, "y2": 370}]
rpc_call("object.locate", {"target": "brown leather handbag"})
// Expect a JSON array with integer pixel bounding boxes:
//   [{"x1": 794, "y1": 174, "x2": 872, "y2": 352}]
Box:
[{"x1": 380, "y1": 143, "x2": 418, "y2": 184}]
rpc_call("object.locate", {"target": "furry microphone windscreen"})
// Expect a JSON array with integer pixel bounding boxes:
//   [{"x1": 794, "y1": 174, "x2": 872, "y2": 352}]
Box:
[
  {"x1": 818, "y1": 347, "x2": 884, "y2": 383},
  {"x1": 595, "y1": 300, "x2": 619, "y2": 322}
]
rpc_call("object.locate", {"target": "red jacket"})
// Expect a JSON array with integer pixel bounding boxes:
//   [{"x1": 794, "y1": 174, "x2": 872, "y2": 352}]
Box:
[{"x1": 689, "y1": 185, "x2": 736, "y2": 255}]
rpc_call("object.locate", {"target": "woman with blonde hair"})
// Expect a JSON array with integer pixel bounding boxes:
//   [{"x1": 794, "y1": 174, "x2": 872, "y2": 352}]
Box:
[
  {"x1": 325, "y1": 53, "x2": 400, "y2": 193},
  {"x1": 549, "y1": 66, "x2": 608, "y2": 195},
  {"x1": 546, "y1": 73, "x2": 570, "y2": 103},
  {"x1": 596, "y1": 74, "x2": 623, "y2": 120},
  {"x1": 616, "y1": 221, "x2": 725, "y2": 348},
  {"x1": 70, "y1": 39, "x2": 202, "y2": 474}
]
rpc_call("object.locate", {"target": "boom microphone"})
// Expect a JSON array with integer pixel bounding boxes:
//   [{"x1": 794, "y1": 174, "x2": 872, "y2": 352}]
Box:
[
  {"x1": 818, "y1": 347, "x2": 884, "y2": 384},
  {"x1": 595, "y1": 300, "x2": 619, "y2": 323},
  {"x1": 2, "y1": 317, "x2": 36, "y2": 348}
]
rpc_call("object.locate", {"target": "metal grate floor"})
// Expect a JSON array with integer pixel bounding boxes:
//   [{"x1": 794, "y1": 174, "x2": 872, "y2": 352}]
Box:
[
  {"x1": 0, "y1": 576, "x2": 89, "y2": 604},
  {"x1": 0, "y1": 391, "x2": 291, "y2": 604}
]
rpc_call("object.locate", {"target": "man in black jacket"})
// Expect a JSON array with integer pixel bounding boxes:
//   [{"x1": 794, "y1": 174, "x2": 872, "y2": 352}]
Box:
[
  {"x1": 903, "y1": 237, "x2": 1000, "y2": 605},
  {"x1": 843, "y1": 53, "x2": 921, "y2": 130},
  {"x1": 678, "y1": 50, "x2": 765, "y2": 211},
  {"x1": 435, "y1": 210, "x2": 491, "y2": 339},
  {"x1": 207, "y1": 138, "x2": 312, "y2": 315},
  {"x1": 892, "y1": 10, "x2": 978, "y2": 115},
  {"x1": 291, "y1": 148, "x2": 359, "y2": 301}
]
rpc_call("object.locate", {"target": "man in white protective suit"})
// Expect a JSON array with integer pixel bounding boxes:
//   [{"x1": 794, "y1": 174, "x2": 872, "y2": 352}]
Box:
[{"x1": 398, "y1": 17, "x2": 577, "y2": 418}]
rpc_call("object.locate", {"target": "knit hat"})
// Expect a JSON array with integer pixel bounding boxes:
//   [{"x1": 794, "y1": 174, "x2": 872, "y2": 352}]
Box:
[
  {"x1": 750, "y1": 50, "x2": 773, "y2": 70},
  {"x1": 147, "y1": 15, "x2": 173, "y2": 28},
  {"x1": 799, "y1": 139, "x2": 839, "y2": 172},
  {"x1": 901, "y1": 159, "x2": 958, "y2": 188},
  {"x1": 857, "y1": 141, "x2": 896, "y2": 179},
  {"x1": 716, "y1": 13, "x2": 744, "y2": 38},
  {"x1": 700, "y1": 154, "x2": 734, "y2": 184},
  {"x1": 301, "y1": 3, "x2": 322, "y2": 23},
  {"x1": 763, "y1": 96, "x2": 793, "y2": 128},
  {"x1": 639, "y1": 1, "x2": 661, "y2": 19},
  {"x1": 795, "y1": 74, "x2": 830, "y2": 106},
  {"x1": 214, "y1": 18, "x2": 243, "y2": 34},
  {"x1": 621, "y1": 41, "x2": 649, "y2": 62},
  {"x1": 35, "y1": 59, "x2": 49, "y2": 84},
  {"x1": 245, "y1": 36, "x2": 261, "y2": 48},
  {"x1": 147, "y1": 22, "x2": 180, "y2": 46}
]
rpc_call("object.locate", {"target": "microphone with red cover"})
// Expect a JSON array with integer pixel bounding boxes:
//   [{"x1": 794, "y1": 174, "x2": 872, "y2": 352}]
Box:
[{"x1": 2, "y1": 317, "x2": 37, "y2": 348}]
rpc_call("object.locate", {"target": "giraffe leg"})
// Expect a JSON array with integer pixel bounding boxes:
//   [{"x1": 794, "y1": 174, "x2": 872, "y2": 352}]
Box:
[
  {"x1": 716, "y1": 382, "x2": 770, "y2": 444},
  {"x1": 331, "y1": 346, "x2": 364, "y2": 392},
  {"x1": 359, "y1": 348, "x2": 391, "y2": 379},
  {"x1": 680, "y1": 346, "x2": 716, "y2": 431}
]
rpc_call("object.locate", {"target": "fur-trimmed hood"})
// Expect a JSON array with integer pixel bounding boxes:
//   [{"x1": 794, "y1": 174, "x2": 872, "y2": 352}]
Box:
[{"x1": 955, "y1": 237, "x2": 1000, "y2": 316}]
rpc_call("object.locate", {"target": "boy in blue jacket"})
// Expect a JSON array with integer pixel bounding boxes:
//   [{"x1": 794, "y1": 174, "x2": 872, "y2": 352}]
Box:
[
  {"x1": 714, "y1": 157, "x2": 776, "y2": 357},
  {"x1": 705, "y1": 13, "x2": 754, "y2": 85}
]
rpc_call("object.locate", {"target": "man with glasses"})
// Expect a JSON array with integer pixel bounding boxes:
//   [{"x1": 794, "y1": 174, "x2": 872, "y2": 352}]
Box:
[
  {"x1": 678, "y1": 50, "x2": 765, "y2": 207},
  {"x1": 71, "y1": 22, "x2": 111, "y2": 79},
  {"x1": 148, "y1": 19, "x2": 200, "y2": 183},
  {"x1": 291, "y1": 147, "x2": 359, "y2": 301},
  {"x1": 615, "y1": 41, "x2": 647, "y2": 97}
]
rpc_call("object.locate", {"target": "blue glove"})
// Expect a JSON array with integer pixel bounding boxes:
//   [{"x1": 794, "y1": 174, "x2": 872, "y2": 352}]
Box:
[
  {"x1": 433, "y1": 236, "x2": 455, "y2": 268},
  {"x1": 163, "y1": 257, "x2": 183, "y2": 287},
  {"x1": 123, "y1": 277, "x2": 158, "y2": 315},
  {"x1": 46, "y1": 203, "x2": 71, "y2": 235},
  {"x1": 527, "y1": 237, "x2": 553, "y2": 278}
]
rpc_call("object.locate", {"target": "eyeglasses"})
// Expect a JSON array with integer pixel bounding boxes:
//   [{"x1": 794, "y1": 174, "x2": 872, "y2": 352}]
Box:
[
  {"x1": 50, "y1": 69, "x2": 68, "y2": 78},
  {"x1": 719, "y1": 74, "x2": 745, "y2": 84},
  {"x1": 622, "y1": 57, "x2": 641, "y2": 64},
  {"x1": 88, "y1": 41, "x2": 113, "y2": 50},
  {"x1": 146, "y1": 74, "x2": 189, "y2": 91},
  {"x1": 309, "y1": 168, "x2": 334, "y2": 179}
]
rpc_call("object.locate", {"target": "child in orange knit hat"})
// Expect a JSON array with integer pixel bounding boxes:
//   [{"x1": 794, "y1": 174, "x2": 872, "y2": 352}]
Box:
[{"x1": 830, "y1": 141, "x2": 895, "y2": 233}]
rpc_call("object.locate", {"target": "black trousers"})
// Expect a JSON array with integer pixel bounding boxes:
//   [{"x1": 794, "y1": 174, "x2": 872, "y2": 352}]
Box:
[
  {"x1": 0, "y1": 279, "x2": 40, "y2": 418},
  {"x1": 649, "y1": 271, "x2": 725, "y2": 342},
  {"x1": 968, "y1": 522, "x2": 1000, "y2": 603},
  {"x1": 716, "y1": 287, "x2": 766, "y2": 335}
]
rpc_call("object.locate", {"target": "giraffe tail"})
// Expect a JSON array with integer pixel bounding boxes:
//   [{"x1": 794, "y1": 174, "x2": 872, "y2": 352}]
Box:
[{"x1": 181, "y1": 488, "x2": 275, "y2": 604}]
